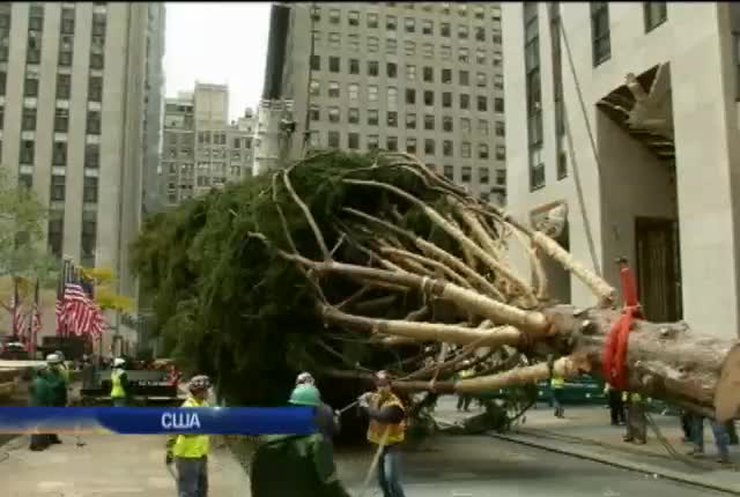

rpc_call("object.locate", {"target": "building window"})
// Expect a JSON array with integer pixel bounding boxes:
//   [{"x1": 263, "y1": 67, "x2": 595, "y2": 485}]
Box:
[
  {"x1": 557, "y1": 150, "x2": 568, "y2": 180},
  {"x1": 406, "y1": 137, "x2": 417, "y2": 154},
  {"x1": 424, "y1": 139, "x2": 435, "y2": 155},
  {"x1": 478, "y1": 119, "x2": 489, "y2": 135},
  {"x1": 406, "y1": 113, "x2": 416, "y2": 129},
  {"x1": 459, "y1": 70, "x2": 469, "y2": 86},
  {"x1": 525, "y1": 2, "x2": 544, "y2": 190},
  {"x1": 328, "y1": 81, "x2": 340, "y2": 97},
  {"x1": 442, "y1": 68, "x2": 452, "y2": 84},
  {"x1": 81, "y1": 211, "x2": 97, "y2": 267},
  {"x1": 329, "y1": 8, "x2": 340, "y2": 24},
  {"x1": 328, "y1": 32, "x2": 340, "y2": 48},
  {"x1": 348, "y1": 107, "x2": 359, "y2": 124},
  {"x1": 404, "y1": 17, "x2": 415, "y2": 33},
  {"x1": 18, "y1": 173, "x2": 32, "y2": 190},
  {"x1": 404, "y1": 40, "x2": 416, "y2": 56},
  {"x1": 349, "y1": 58, "x2": 360, "y2": 74},
  {"x1": 87, "y1": 110, "x2": 101, "y2": 135},
  {"x1": 22, "y1": 107, "x2": 37, "y2": 131},
  {"x1": 458, "y1": 47, "x2": 469, "y2": 63},
  {"x1": 493, "y1": 51, "x2": 503, "y2": 67},
  {"x1": 368, "y1": 109, "x2": 379, "y2": 125},
  {"x1": 24, "y1": 75, "x2": 39, "y2": 97},
  {"x1": 328, "y1": 107, "x2": 339, "y2": 123},
  {"x1": 59, "y1": 35, "x2": 74, "y2": 66},
  {"x1": 328, "y1": 131, "x2": 340, "y2": 148},
  {"x1": 20, "y1": 140, "x2": 34, "y2": 164},
  {"x1": 348, "y1": 10, "x2": 359, "y2": 26},
  {"x1": 90, "y1": 53, "x2": 104, "y2": 70},
  {"x1": 0, "y1": 72, "x2": 5, "y2": 95},
  {"x1": 85, "y1": 143, "x2": 100, "y2": 168},
  {"x1": 478, "y1": 143, "x2": 489, "y2": 159},
  {"x1": 495, "y1": 121, "x2": 505, "y2": 137},
  {"x1": 387, "y1": 87, "x2": 398, "y2": 108},
  {"x1": 386, "y1": 38, "x2": 397, "y2": 54},
  {"x1": 442, "y1": 92, "x2": 452, "y2": 108},
  {"x1": 310, "y1": 55, "x2": 320, "y2": 71},
  {"x1": 368, "y1": 134, "x2": 379, "y2": 150},
  {"x1": 476, "y1": 48, "x2": 486, "y2": 64},
  {"x1": 443, "y1": 140, "x2": 453, "y2": 156},
  {"x1": 424, "y1": 90, "x2": 434, "y2": 106},
  {"x1": 406, "y1": 64, "x2": 416, "y2": 80},
  {"x1": 387, "y1": 62, "x2": 397, "y2": 78},
  {"x1": 440, "y1": 44, "x2": 452, "y2": 60},
  {"x1": 424, "y1": 114, "x2": 435, "y2": 130},
  {"x1": 644, "y1": 2, "x2": 667, "y2": 32},
  {"x1": 329, "y1": 56, "x2": 340, "y2": 72},
  {"x1": 368, "y1": 36, "x2": 379, "y2": 52},
  {"x1": 478, "y1": 167, "x2": 489, "y2": 184},
  {"x1": 92, "y1": 12, "x2": 107, "y2": 36},
  {"x1": 495, "y1": 97, "x2": 505, "y2": 113},
  {"x1": 50, "y1": 175, "x2": 65, "y2": 201},
  {"x1": 310, "y1": 105, "x2": 320, "y2": 121},
  {"x1": 477, "y1": 96, "x2": 488, "y2": 112},
  {"x1": 387, "y1": 136, "x2": 398, "y2": 151},
  {"x1": 496, "y1": 169, "x2": 506, "y2": 186},
  {"x1": 458, "y1": 25, "x2": 469, "y2": 40},
  {"x1": 441, "y1": 22, "x2": 450, "y2": 37},
  {"x1": 423, "y1": 66, "x2": 433, "y2": 82},
  {"x1": 443, "y1": 116, "x2": 453, "y2": 132},
  {"x1": 48, "y1": 212, "x2": 64, "y2": 258},
  {"x1": 52, "y1": 141, "x2": 67, "y2": 166},
  {"x1": 310, "y1": 80, "x2": 320, "y2": 96},
  {"x1": 443, "y1": 165, "x2": 454, "y2": 180},
  {"x1": 386, "y1": 15, "x2": 397, "y2": 30},
  {"x1": 348, "y1": 132, "x2": 359, "y2": 150},
  {"x1": 368, "y1": 60, "x2": 379, "y2": 76},
  {"x1": 422, "y1": 43, "x2": 433, "y2": 58},
  {"x1": 387, "y1": 111, "x2": 398, "y2": 127},
  {"x1": 496, "y1": 145, "x2": 506, "y2": 160},
  {"x1": 591, "y1": 2, "x2": 611, "y2": 66},
  {"x1": 476, "y1": 72, "x2": 487, "y2": 88},
  {"x1": 348, "y1": 83, "x2": 359, "y2": 100},
  {"x1": 422, "y1": 19, "x2": 433, "y2": 35},
  {"x1": 461, "y1": 166, "x2": 471, "y2": 183},
  {"x1": 475, "y1": 26, "x2": 485, "y2": 42},
  {"x1": 368, "y1": 13, "x2": 378, "y2": 28},
  {"x1": 54, "y1": 108, "x2": 69, "y2": 132},
  {"x1": 461, "y1": 118, "x2": 471, "y2": 133},
  {"x1": 89, "y1": 76, "x2": 103, "y2": 102},
  {"x1": 460, "y1": 94, "x2": 470, "y2": 110},
  {"x1": 461, "y1": 142, "x2": 471, "y2": 158}
]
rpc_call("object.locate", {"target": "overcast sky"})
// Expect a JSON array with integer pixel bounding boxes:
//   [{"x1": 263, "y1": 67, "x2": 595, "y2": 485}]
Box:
[{"x1": 163, "y1": 3, "x2": 270, "y2": 120}]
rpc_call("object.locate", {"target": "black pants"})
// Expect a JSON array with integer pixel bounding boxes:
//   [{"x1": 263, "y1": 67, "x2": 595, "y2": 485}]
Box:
[
  {"x1": 608, "y1": 390, "x2": 625, "y2": 425},
  {"x1": 680, "y1": 411, "x2": 693, "y2": 439},
  {"x1": 457, "y1": 395, "x2": 471, "y2": 411}
]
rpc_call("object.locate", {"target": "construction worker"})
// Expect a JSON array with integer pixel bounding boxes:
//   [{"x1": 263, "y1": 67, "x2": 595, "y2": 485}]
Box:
[
  {"x1": 687, "y1": 412, "x2": 730, "y2": 464},
  {"x1": 110, "y1": 358, "x2": 130, "y2": 407},
  {"x1": 54, "y1": 350, "x2": 71, "y2": 383},
  {"x1": 604, "y1": 383, "x2": 625, "y2": 426},
  {"x1": 622, "y1": 391, "x2": 646, "y2": 444},
  {"x1": 250, "y1": 384, "x2": 352, "y2": 497},
  {"x1": 45, "y1": 353, "x2": 68, "y2": 445},
  {"x1": 295, "y1": 372, "x2": 340, "y2": 443},
  {"x1": 166, "y1": 375, "x2": 211, "y2": 497},
  {"x1": 358, "y1": 370, "x2": 407, "y2": 497},
  {"x1": 28, "y1": 365, "x2": 53, "y2": 451},
  {"x1": 550, "y1": 374, "x2": 565, "y2": 418}
]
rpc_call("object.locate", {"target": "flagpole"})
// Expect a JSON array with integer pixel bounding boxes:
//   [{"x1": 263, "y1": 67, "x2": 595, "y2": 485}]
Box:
[
  {"x1": 12, "y1": 276, "x2": 18, "y2": 340},
  {"x1": 31, "y1": 278, "x2": 39, "y2": 357}
]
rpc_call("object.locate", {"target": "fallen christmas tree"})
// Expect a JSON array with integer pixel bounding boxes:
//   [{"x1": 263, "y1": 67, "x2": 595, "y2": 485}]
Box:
[{"x1": 132, "y1": 150, "x2": 740, "y2": 423}]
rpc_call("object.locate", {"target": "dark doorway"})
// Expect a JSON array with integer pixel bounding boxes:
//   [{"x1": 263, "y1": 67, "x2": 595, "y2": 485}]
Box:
[{"x1": 634, "y1": 216, "x2": 682, "y2": 321}]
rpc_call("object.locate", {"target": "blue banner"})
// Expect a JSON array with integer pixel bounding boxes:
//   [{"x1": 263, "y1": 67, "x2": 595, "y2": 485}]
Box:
[{"x1": 0, "y1": 407, "x2": 316, "y2": 435}]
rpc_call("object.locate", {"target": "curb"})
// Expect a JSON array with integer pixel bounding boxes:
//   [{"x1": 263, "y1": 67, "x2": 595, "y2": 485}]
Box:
[{"x1": 488, "y1": 431, "x2": 740, "y2": 495}]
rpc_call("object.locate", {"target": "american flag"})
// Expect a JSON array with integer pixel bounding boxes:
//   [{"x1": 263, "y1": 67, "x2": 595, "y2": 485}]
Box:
[{"x1": 62, "y1": 283, "x2": 101, "y2": 336}]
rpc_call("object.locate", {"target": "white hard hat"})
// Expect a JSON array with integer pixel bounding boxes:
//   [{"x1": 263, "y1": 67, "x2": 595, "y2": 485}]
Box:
[
  {"x1": 113, "y1": 358, "x2": 126, "y2": 367},
  {"x1": 296, "y1": 372, "x2": 315, "y2": 386},
  {"x1": 46, "y1": 354, "x2": 62, "y2": 364}
]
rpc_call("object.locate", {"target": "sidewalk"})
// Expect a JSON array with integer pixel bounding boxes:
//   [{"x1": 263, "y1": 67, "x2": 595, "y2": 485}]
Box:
[
  {"x1": 1, "y1": 434, "x2": 249, "y2": 496},
  {"x1": 434, "y1": 399, "x2": 740, "y2": 494}
]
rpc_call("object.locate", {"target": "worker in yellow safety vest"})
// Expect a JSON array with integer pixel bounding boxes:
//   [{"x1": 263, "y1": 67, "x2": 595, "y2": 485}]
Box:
[
  {"x1": 456, "y1": 365, "x2": 475, "y2": 412},
  {"x1": 166, "y1": 375, "x2": 211, "y2": 497},
  {"x1": 358, "y1": 370, "x2": 407, "y2": 497},
  {"x1": 110, "y1": 358, "x2": 129, "y2": 407},
  {"x1": 550, "y1": 375, "x2": 565, "y2": 418},
  {"x1": 622, "y1": 391, "x2": 646, "y2": 444}
]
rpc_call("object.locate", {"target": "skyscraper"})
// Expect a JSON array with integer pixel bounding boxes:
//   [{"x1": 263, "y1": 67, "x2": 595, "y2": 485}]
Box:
[
  {"x1": 275, "y1": 2, "x2": 507, "y2": 205},
  {"x1": 0, "y1": 2, "x2": 164, "y2": 302}
]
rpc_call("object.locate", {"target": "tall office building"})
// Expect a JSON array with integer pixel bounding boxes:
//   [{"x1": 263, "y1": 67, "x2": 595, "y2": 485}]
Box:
[
  {"x1": 502, "y1": 2, "x2": 740, "y2": 338},
  {"x1": 0, "y1": 2, "x2": 164, "y2": 344},
  {"x1": 162, "y1": 82, "x2": 256, "y2": 206},
  {"x1": 276, "y1": 2, "x2": 507, "y2": 204}
]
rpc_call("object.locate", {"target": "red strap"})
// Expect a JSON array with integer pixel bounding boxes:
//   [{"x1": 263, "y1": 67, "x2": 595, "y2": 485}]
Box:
[{"x1": 602, "y1": 263, "x2": 642, "y2": 390}]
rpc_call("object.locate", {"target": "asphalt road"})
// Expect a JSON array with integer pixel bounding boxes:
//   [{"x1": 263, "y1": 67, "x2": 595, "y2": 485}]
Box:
[{"x1": 338, "y1": 435, "x2": 733, "y2": 497}]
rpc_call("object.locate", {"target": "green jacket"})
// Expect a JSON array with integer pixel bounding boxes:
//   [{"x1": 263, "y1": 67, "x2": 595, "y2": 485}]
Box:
[
  {"x1": 29, "y1": 370, "x2": 53, "y2": 407},
  {"x1": 47, "y1": 367, "x2": 68, "y2": 407},
  {"x1": 250, "y1": 433, "x2": 351, "y2": 497}
]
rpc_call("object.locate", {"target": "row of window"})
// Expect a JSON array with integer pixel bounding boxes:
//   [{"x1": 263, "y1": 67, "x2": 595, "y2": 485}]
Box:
[
  {"x1": 18, "y1": 107, "x2": 101, "y2": 134},
  {"x1": 311, "y1": 57, "x2": 504, "y2": 88},
  {"x1": 437, "y1": 165, "x2": 506, "y2": 187},
  {"x1": 309, "y1": 81, "x2": 505, "y2": 113},
  {"x1": 314, "y1": 130, "x2": 506, "y2": 160},
  {"x1": 314, "y1": 32, "x2": 502, "y2": 63},
  {"x1": 316, "y1": 9, "x2": 501, "y2": 44},
  {"x1": 314, "y1": 4, "x2": 500, "y2": 21},
  {"x1": 310, "y1": 106, "x2": 505, "y2": 136},
  {"x1": 165, "y1": 148, "x2": 251, "y2": 162},
  {"x1": 47, "y1": 174, "x2": 98, "y2": 203},
  {"x1": 193, "y1": 131, "x2": 253, "y2": 149},
  {"x1": 46, "y1": 208, "x2": 97, "y2": 262},
  {"x1": 19, "y1": 140, "x2": 100, "y2": 168}
]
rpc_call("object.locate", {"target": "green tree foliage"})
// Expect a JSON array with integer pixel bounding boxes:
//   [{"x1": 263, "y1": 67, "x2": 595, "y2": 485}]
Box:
[
  {"x1": 132, "y1": 151, "x2": 463, "y2": 406},
  {"x1": 0, "y1": 169, "x2": 55, "y2": 281}
]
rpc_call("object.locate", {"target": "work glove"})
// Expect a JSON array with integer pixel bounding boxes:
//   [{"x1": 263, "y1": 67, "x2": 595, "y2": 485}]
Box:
[
  {"x1": 357, "y1": 392, "x2": 371, "y2": 409},
  {"x1": 165, "y1": 451, "x2": 173, "y2": 465}
]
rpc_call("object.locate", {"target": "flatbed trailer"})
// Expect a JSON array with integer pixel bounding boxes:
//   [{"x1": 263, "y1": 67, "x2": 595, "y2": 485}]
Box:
[{"x1": 80, "y1": 368, "x2": 184, "y2": 406}]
